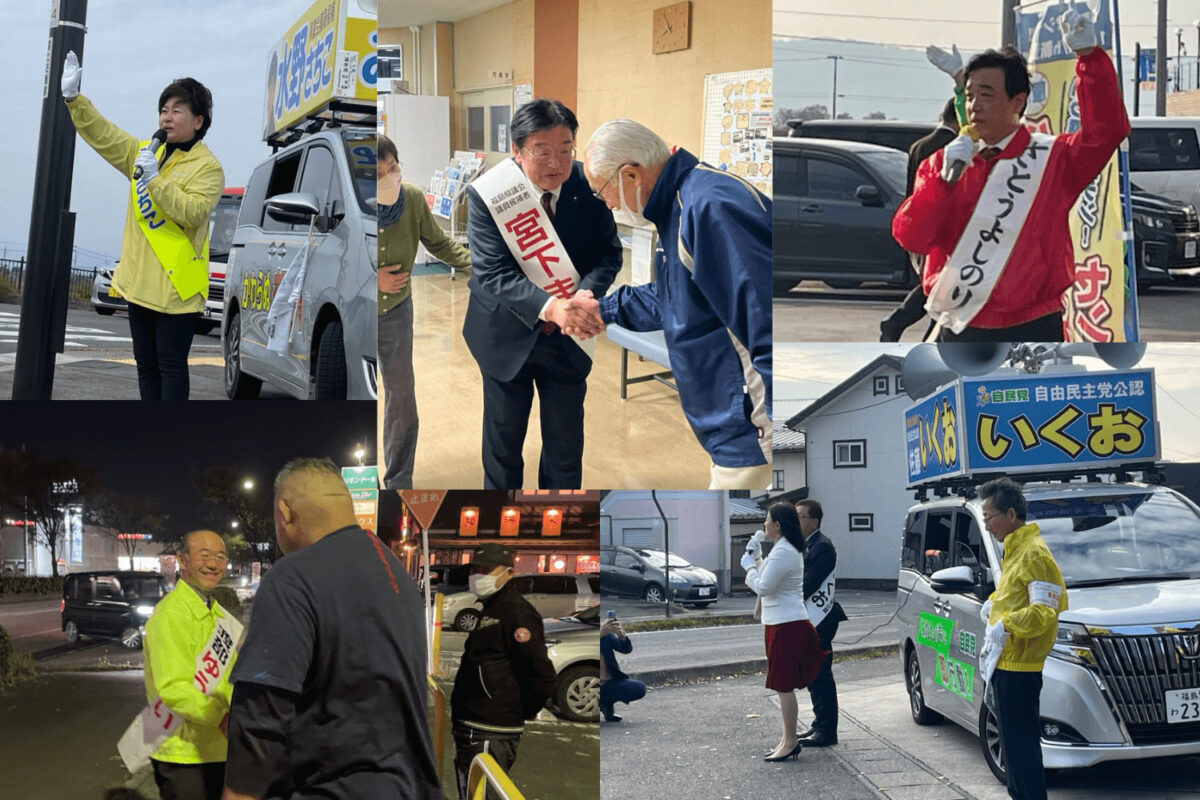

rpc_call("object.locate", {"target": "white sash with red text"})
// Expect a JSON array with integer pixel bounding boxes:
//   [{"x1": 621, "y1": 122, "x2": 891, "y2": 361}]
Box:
[
  {"x1": 472, "y1": 158, "x2": 594, "y2": 358},
  {"x1": 926, "y1": 132, "x2": 1057, "y2": 333},
  {"x1": 116, "y1": 608, "x2": 243, "y2": 773}
]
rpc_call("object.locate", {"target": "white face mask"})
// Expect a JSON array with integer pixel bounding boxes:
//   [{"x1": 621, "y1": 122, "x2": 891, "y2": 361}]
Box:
[
  {"x1": 469, "y1": 572, "x2": 502, "y2": 599},
  {"x1": 610, "y1": 171, "x2": 650, "y2": 228}
]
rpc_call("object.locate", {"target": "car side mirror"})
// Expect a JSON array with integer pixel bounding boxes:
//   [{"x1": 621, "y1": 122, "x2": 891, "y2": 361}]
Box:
[
  {"x1": 930, "y1": 565, "x2": 975, "y2": 593},
  {"x1": 635, "y1": 563, "x2": 645, "y2": 572},
  {"x1": 855, "y1": 184, "x2": 884, "y2": 207},
  {"x1": 265, "y1": 191, "x2": 321, "y2": 225}
]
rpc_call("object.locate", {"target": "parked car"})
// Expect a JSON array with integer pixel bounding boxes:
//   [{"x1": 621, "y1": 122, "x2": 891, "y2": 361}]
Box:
[
  {"x1": 599, "y1": 545, "x2": 719, "y2": 607},
  {"x1": 421, "y1": 564, "x2": 470, "y2": 596},
  {"x1": 787, "y1": 118, "x2": 936, "y2": 155},
  {"x1": 544, "y1": 603, "x2": 601, "y2": 723},
  {"x1": 1130, "y1": 182, "x2": 1200, "y2": 287},
  {"x1": 773, "y1": 137, "x2": 915, "y2": 295},
  {"x1": 440, "y1": 572, "x2": 601, "y2": 632},
  {"x1": 224, "y1": 126, "x2": 378, "y2": 399},
  {"x1": 90, "y1": 268, "x2": 126, "y2": 315},
  {"x1": 1128, "y1": 117, "x2": 1200, "y2": 214},
  {"x1": 897, "y1": 480, "x2": 1200, "y2": 784},
  {"x1": 235, "y1": 580, "x2": 260, "y2": 604},
  {"x1": 61, "y1": 570, "x2": 167, "y2": 649},
  {"x1": 202, "y1": 187, "x2": 245, "y2": 335}
]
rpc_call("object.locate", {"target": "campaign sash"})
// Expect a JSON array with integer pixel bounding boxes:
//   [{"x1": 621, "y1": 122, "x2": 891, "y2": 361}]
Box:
[
  {"x1": 116, "y1": 607, "x2": 243, "y2": 774},
  {"x1": 129, "y1": 140, "x2": 209, "y2": 301},
  {"x1": 471, "y1": 158, "x2": 594, "y2": 359},
  {"x1": 926, "y1": 132, "x2": 1057, "y2": 333},
  {"x1": 805, "y1": 567, "x2": 836, "y2": 627}
]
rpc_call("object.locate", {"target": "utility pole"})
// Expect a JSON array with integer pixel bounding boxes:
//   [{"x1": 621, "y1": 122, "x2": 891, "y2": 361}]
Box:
[
  {"x1": 1156, "y1": 0, "x2": 1167, "y2": 115},
  {"x1": 1134, "y1": 42, "x2": 1141, "y2": 117},
  {"x1": 1000, "y1": 0, "x2": 1020, "y2": 48},
  {"x1": 1176, "y1": 27, "x2": 1185, "y2": 92},
  {"x1": 12, "y1": 0, "x2": 88, "y2": 400},
  {"x1": 827, "y1": 55, "x2": 841, "y2": 119}
]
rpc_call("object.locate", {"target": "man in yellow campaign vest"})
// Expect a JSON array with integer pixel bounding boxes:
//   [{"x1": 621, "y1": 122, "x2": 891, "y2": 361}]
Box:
[
  {"x1": 143, "y1": 530, "x2": 238, "y2": 800},
  {"x1": 978, "y1": 477, "x2": 1068, "y2": 800},
  {"x1": 62, "y1": 50, "x2": 223, "y2": 400}
]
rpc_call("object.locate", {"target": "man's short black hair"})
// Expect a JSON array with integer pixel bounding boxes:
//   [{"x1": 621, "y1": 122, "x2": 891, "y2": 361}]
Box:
[
  {"x1": 510, "y1": 99, "x2": 578, "y2": 149},
  {"x1": 964, "y1": 47, "x2": 1032, "y2": 114},
  {"x1": 378, "y1": 133, "x2": 398, "y2": 164},
  {"x1": 158, "y1": 77, "x2": 213, "y2": 140},
  {"x1": 939, "y1": 97, "x2": 959, "y2": 129},
  {"x1": 796, "y1": 499, "x2": 823, "y2": 524},
  {"x1": 978, "y1": 477, "x2": 1027, "y2": 520}
]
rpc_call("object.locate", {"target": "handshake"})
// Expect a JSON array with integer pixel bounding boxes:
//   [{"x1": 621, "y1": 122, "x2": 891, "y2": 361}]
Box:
[{"x1": 547, "y1": 289, "x2": 606, "y2": 339}]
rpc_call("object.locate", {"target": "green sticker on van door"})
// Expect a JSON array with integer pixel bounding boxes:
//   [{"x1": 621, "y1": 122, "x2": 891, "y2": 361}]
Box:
[{"x1": 917, "y1": 612, "x2": 975, "y2": 702}]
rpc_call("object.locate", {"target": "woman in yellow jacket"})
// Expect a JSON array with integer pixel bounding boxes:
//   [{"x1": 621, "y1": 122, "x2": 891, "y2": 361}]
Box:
[
  {"x1": 61, "y1": 51, "x2": 223, "y2": 400},
  {"x1": 979, "y1": 477, "x2": 1068, "y2": 800}
]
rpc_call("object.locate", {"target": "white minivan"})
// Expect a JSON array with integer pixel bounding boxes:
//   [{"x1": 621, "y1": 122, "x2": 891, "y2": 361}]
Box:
[{"x1": 1129, "y1": 117, "x2": 1200, "y2": 214}]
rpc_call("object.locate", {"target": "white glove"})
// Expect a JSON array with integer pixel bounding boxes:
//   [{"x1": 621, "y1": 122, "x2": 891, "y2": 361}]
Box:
[
  {"x1": 745, "y1": 529, "x2": 766, "y2": 558},
  {"x1": 61, "y1": 50, "x2": 81, "y2": 100},
  {"x1": 940, "y1": 133, "x2": 978, "y2": 183},
  {"x1": 983, "y1": 619, "x2": 1008, "y2": 654},
  {"x1": 740, "y1": 550, "x2": 757, "y2": 571},
  {"x1": 979, "y1": 599, "x2": 993, "y2": 625},
  {"x1": 1060, "y1": 7, "x2": 1097, "y2": 52},
  {"x1": 925, "y1": 44, "x2": 962, "y2": 79},
  {"x1": 133, "y1": 148, "x2": 159, "y2": 182}
]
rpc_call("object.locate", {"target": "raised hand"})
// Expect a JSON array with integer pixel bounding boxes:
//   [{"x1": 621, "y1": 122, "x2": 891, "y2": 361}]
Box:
[
  {"x1": 925, "y1": 44, "x2": 963, "y2": 81},
  {"x1": 1059, "y1": 7, "x2": 1097, "y2": 53},
  {"x1": 61, "y1": 50, "x2": 81, "y2": 100}
]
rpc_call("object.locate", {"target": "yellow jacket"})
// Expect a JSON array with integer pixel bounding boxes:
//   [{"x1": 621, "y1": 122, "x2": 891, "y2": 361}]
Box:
[
  {"x1": 987, "y1": 522, "x2": 1068, "y2": 672},
  {"x1": 143, "y1": 579, "x2": 236, "y2": 764},
  {"x1": 66, "y1": 94, "x2": 223, "y2": 314}
]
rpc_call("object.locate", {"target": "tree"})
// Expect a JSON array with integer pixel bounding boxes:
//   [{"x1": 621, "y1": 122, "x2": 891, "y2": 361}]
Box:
[
  {"x1": 773, "y1": 105, "x2": 830, "y2": 135},
  {"x1": 221, "y1": 533, "x2": 252, "y2": 569},
  {"x1": 194, "y1": 466, "x2": 274, "y2": 557},
  {"x1": 89, "y1": 491, "x2": 170, "y2": 565},
  {"x1": 0, "y1": 451, "x2": 97, "y2": 577},
  {"x1": 864, "y1": 111, "x2": 889, "y2": 120}
]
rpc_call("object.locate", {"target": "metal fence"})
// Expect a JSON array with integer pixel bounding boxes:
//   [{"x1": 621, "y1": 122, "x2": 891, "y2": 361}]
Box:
[{"x1": 0, "y1": 257, "x2": 103, "y2": 305}]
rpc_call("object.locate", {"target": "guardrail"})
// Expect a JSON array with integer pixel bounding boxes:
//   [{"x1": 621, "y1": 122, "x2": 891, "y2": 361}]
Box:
[
  {"x1": 467, "y1": 753, "x2": 525, "y2": 800},
  {"x1": 0, "y1": 257, "x2": 105, "y2": 306}
]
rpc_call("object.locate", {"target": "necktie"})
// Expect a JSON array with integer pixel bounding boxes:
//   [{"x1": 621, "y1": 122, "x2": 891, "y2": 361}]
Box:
[
  {"x1": 539, "y1": 191, "x2": 559, "y2": 335},
  {"x1": 980, "y1": 146, "x2": 1003, "y2": 161}
]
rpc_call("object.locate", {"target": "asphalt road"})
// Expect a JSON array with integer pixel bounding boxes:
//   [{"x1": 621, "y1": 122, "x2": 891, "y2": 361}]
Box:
[
  {"x1": 0, "y1": 302, "x2": 291, "y2": 399},
  {"x1": 602, "y1": 654, "x2": 1200, "y2": 800},
  {"x1": 773, "y1": 281, "x2": 1200, "y2": 343}
]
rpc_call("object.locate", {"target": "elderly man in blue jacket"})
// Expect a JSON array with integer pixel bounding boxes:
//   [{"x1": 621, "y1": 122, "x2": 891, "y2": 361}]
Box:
[{"x1": 577, "y1": 120, "x2": 772, "y2": 489}]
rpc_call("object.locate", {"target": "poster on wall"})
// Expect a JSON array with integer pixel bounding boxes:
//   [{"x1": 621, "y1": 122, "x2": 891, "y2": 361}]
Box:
[
  {"x1": 514, "y1": 83, "x2": 532, "y2": 110},
  {"x1": 702, "y1": 68, "x2": 773, "y2": 198},
  {"x1": 427, "y1": 150, "x2": 487, "y2": 220}
]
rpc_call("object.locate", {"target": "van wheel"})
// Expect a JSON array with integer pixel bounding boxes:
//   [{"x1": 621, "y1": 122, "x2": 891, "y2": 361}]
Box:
[
  {"x1": 455, "y1": 609, "x2": 480, "y2": 632},
  {"x1": 643, "y1": 584, "x2": 665, "y2": 603},
  {"x1": 119, "y1": 626, "x2": 143, "y2": 650},
  {"x1": 96, "y1": 307, "x2": 116, "y2": 316},
  {"x1": 979, "y1": 698, "x2": 1007, "y2": 784},
  {"x1": 314, "y1": 320, "x2": 347, "y2": 399},
  {"x1": 64, "y1": 620, "x2": 79, "y2": 644},
  {"x1": 224, "y1": 310, "x2": 262, "y2": 399},
  {"x1": 556, "y1": 664, "x2": 600, "y2": 722},
  {"x1": 905, "y1": 647, "x2": 944, "y2": 725}
]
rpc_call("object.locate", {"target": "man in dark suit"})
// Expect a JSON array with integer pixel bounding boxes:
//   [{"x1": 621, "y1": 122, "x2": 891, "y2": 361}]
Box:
[
  {"x1": 795, "y1": 499, "x2": 847, "y2": 747},
  {"x1": 463, "y1": 99, "x2": 622, "y2": 489},
  {"x1": 880, "y1": 98, "x2": 960, "y2": 342}
]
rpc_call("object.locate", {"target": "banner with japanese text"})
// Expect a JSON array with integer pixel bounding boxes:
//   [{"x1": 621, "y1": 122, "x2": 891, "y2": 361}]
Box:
[{"x1": 904, "y1": 383, "x2": 965, "y2": 485}]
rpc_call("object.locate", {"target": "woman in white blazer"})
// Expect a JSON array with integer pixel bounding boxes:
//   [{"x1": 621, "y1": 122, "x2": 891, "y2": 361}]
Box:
[{"x1": 743, "y1": 502, "x2": 829, "y2": 762}]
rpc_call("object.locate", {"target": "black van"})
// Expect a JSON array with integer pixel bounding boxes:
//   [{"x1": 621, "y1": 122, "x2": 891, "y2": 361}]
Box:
[
  {"x1": 60, "y1": 571, "x2": 167, "y2": 649},
  {"x1": 786, "y1": 119, "x2": 937, "y2": 154}
]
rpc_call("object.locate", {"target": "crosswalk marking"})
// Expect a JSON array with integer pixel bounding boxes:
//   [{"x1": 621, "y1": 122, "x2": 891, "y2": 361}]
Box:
[{"x1": 0, "y1": 310, "x2": 131, "y2": 347}]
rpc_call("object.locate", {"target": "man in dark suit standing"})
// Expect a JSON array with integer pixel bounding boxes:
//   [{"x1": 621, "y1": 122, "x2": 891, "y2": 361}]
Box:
[
  {"x1": 795, "y1": 499, "x2": 847, "y2": 747},
  {"x1": 463, "y1": 100, "x2": 622, "y2": 489}
]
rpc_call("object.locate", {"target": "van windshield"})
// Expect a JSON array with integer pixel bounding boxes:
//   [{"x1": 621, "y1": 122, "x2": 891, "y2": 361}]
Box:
[
  {"x1": 342, "y1": 131, "x2": 378, "y2": 216},
  {"x1": 1024, "y1": 490, "x2": 1200, "y2": 587},
  {"x1": 640, "y1": 550, "x2": 694, "y2": 568}
]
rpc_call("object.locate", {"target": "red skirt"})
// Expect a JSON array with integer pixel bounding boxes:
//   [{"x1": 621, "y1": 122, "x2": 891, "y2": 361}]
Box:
[{"x1": 764, "y1": 619, "x2": 829, "y2": 692}]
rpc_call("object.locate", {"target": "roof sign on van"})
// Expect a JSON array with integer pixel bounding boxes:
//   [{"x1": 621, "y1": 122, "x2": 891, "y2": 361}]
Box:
[
  {"x1": 904, "y1": 369, "x2": 1160, "y2": 487},
  {"x1": 263, "y1": 0, "x2": 376, "y2": 141}
]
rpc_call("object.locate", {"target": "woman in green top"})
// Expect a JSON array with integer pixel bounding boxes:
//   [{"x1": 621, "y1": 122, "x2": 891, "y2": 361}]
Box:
[{"x1": 378, "y1": 134, "x2": 472, "y2": 488}]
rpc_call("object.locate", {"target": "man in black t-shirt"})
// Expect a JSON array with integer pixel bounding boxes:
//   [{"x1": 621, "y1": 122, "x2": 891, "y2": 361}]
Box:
[
  {"x1": 451, "y1": 544, "x2": 558, "y2": 800},
  {"x1": 221, "y1": 458, "x2": 440, "y2": 800}
]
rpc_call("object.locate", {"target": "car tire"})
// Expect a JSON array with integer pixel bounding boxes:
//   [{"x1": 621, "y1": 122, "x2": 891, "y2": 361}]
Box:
[
  {"x1": 224, "y1": 310, "x2": 263, "y2": 400},
  {"x1": 314, "y1": 320, "x2": 348, "y2": 400},
  {"x1": 905, "y1": 646, "x2": 944, "y2": 725},
  {"x1": 64, "y1": 619, "x2": 80, "y2": 644},
  {"x1": 119, "y1": 625, "x2": 143, "y2": 650},
  {"x1": 95, "y1": 307, "x2": 115, "y2": 316},
  {"x1": 555, "y1": 664, "x2": 600, "y2": 723},
  {"x1": 979, "y1": 697, "x2": 1007, "y2": 784},
  {"x1": 455, "y1": 609, "x2": 481, "y2": 632},
  {"x1": 642, "y1": 584, "x2": 665, "y2": 603}
]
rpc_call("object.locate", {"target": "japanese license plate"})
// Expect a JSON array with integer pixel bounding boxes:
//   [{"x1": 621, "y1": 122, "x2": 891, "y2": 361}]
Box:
[
  {"x1": 1186, "y1": 241, "x2": 1197, "y2": 260},
  {"x1": 698, "y1": 587, "x2": 711, "y2": 597},
  {"x1": 1165, "y1": 688, "x2": 1200, "y2": 724},
  {"x1": 107, "y1": 286, "x2": 120, "y2": 298}
]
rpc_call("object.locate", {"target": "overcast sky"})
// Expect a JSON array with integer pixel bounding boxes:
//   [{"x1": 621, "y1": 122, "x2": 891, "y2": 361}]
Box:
[
  {"x1": 777, "y1": 343, "x2": 1200, "y2": 463},
  {"x1": 0, "y1": 0, "x2": 323, "y2": 265}
]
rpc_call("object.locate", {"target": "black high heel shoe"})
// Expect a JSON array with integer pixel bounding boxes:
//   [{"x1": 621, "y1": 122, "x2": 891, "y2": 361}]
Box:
[{"x1": 763, "y1": 741, "x2": 802, "y2": 762}]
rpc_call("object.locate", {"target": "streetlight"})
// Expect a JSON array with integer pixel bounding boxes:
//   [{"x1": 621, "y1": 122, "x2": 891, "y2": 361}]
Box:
[
  {"x1": 243, "y1": 479, "x2": 255, "y2": 491},
  {"x1": 231, "y1": 520, "x2": 239, "y2": 529},
  {"x1": 353, "y1": 445, "x2": 366, "y2": 466},
  {"x1": 1176, "y1": 27, "x2": 1184, "y2": 92}
]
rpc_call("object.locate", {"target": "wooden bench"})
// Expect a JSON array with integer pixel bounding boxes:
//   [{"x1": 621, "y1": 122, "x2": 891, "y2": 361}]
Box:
[{"x1": 604, "y1": 324, "x2": 676, "y2": 399}]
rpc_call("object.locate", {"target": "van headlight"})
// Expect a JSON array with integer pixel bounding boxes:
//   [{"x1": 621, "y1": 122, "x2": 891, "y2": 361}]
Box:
[
  {"x1": 135, "y1": 605, "x2": 155, "y2": 617},
  {"x1": 1133, "y1": 212, "x2": 1168, "y2": 230},
  {"x1": 1049, "y1": 622, "x2": 1095, "y2": 667}
]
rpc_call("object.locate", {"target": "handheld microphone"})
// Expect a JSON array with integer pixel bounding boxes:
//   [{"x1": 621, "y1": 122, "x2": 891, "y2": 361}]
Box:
[
  {"x1": 944, "y1": 124, "x2": 980, "y2": 186},
  {"x1": 134, "y1": 129, "x2": 168, "y2": 180}
]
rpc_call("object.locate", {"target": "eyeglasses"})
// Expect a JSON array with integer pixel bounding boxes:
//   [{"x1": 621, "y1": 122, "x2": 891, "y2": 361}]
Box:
[
  {"x1": 982, "y1": 512, "x2": 1002, "y2": 523},
  {"x1": 521, "y1": 145, "x2": 576, "y2": 163},
  {"x1": 592, "y1": 163, "x2": 634, "y2": 201},
  {"x1": 187, "y1": 550, "x2": 228, "y2": 564}
]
